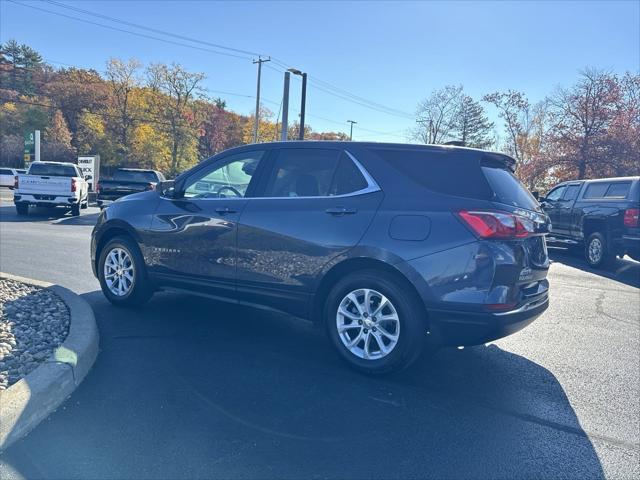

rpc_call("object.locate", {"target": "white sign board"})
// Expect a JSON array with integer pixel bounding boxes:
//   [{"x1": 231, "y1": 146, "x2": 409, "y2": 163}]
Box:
[{"x1": 77, "y1": 155, "x2": 100, "y2": 191}]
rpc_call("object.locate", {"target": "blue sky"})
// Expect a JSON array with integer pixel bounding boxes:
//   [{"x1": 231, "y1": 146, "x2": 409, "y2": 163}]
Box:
[{"x1": 1, "y1": 0, "x2": 639, "y2": 142}]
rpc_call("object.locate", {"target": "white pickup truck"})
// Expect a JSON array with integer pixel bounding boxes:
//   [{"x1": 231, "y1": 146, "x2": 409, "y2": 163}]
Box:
[{"x1": 14, "y1": 161, "x2": 89, "y2": 216}]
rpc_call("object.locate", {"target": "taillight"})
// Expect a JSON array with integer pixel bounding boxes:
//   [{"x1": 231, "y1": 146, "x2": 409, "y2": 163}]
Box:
[
  {"x1": 95, "y1": 181, "x2": 100, "y2": 194},
  {"x1": 14, "y1": 176, "x2": 18, "y2": 189},
  {"x1": 458, "y1": 210, "x2": 535, "y2": 239},
  {"x1": 145, "y1": 183, "x2": 155, "y2": 191},
  {"x1": 624, "y1": 208, "x2": 639, "y2": 227},
  {"x1": 71, "y1": 178, "x2": 77, "y2": 193}
]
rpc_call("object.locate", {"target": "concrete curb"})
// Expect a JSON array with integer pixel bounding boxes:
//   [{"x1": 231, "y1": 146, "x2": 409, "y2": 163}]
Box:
[{"x1": 0, "y1": 273, "x2": 99, "y2": 451}]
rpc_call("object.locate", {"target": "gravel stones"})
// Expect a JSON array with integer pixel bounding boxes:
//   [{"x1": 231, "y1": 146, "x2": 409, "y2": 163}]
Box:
[{"x1": 0, "y1": 279, "x2": 70, "y2": 390}]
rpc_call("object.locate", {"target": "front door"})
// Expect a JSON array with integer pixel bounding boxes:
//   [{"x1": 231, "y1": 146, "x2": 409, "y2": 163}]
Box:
[
  {"x1": 542, "y1": 185, "x2": 567, "y2": 236},
  {"x1": 236, "y1": 148, "x2": 384, "y2": 317},
  {"x1": 147, "y1": 150, "x2": 266, "y2": 299}
]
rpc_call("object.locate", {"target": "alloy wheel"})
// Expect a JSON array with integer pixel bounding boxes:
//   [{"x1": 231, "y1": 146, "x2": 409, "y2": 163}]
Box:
[
  {"x1": 104, "y1": 247, "x2": 135, "y2": 296},
  {"x1": 588, "y1": 238, "x2": 603, "y2": 264},
  {"x1": 336, "y1": 288, "x2": 400, "y2": 360}
]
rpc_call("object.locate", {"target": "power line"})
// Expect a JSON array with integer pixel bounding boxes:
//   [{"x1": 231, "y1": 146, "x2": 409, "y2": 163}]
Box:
[
  {"x1": 9, "y1": 0, "x2": 416, "y2": 122},
  {"x1": 6, "y1": 0, "x2": 253, "y2": 61}
]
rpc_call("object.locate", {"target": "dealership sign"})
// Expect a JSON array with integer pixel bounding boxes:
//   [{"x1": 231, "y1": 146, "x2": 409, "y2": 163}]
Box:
[{"x1": 78, "y1": 155, "x2": 100, "y2": 191}]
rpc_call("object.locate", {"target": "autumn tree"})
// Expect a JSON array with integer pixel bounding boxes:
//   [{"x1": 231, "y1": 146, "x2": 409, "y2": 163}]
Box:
[
  {"x1": 42, "y1": 110, "x2": 74, "y2": 161},
  {"x1": 547, "y1": 69, "x2": 630, "y2": 179},
  {"x1": 104, "y1": 58, "x2": 143, "y2": 165},
  {"x1": 146, "y1": 62, "x2": 205, "y2": 175}
]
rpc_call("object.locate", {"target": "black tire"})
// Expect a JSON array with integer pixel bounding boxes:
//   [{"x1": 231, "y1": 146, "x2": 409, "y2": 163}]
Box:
[
  {"x1": 15, "y1": 203, "x2": 28, "y2": 216},
  {"x1": 324, "y1": 270, "x2": 426, "y2": 374},
  {"x1": 71, "y1": 203, "x2": 81, "y2": 216},
  {"x1": 585, "y1": 232, "x2": 614, "y2": 268},
  {"x1": 98, "y1": 236, "x2": 153, "y2": 307}
]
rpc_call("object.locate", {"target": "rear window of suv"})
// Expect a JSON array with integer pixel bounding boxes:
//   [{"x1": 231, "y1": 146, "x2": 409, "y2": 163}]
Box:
[
  {"x1": 28, "y1": 163, "x2": 78, "y2": 177},
  {"x1": 113, "y1": 170, "x2": 160, "y2": 183},
  {"x1": 481, "y1": 164, "x2": 539, "y2": 210}
]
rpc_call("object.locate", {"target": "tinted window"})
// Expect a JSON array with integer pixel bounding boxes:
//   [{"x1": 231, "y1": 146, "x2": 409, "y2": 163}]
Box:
[
  {"x1": 604, "y1": 182, "x2": 631, "y2": 198},
  {"x1": 113, "y1": 170, "x2": 160, "y2": 183},
  {"x1": 330, "y1": 154, "x2": 368, "y2": 195},
  {"x1": 563, "y1": 184, "x2": 581, "y2": 201},
  {"x1": 481, "y1": 166, "x2": 539, "y2": 209},
  {"x1": 583, "y1": 183, "x2": 609, "y2": 199},
  {"x1": 0, "y1": 169, "x2": 12, "y2": 175},
  {"x1": 546, "y1": 186, "x2": 566, "y2": 202},
  {"x1": 184, "y1": 151, "x2": 264, "y2": 198},
  {"x1": 28, "y1": 163, "x2": 78, "y2": 177},
  {"x1": 264, "y1": 149, "x2": 340, "y2": 197},
  {"x1": 370, "y1": 148, "x2": 492, "y2": 200}
]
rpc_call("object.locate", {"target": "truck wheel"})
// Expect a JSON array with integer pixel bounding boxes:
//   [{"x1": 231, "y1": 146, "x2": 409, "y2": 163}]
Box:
[
  {"x1": 71, "y1": 203, "x2": 81, "y2": 216},
  {"x1": 16, "y1": 203, "x2": 28, "y2": 216},
  {"x1": 98, "y1": 236, "x2": 153, "y2": 306},
  {"x1": 324, "y1": 270, "x2": 425, "y2": 374},
  {"x1": 585, "y1": 232, "x2": 614, "y2": 268}
]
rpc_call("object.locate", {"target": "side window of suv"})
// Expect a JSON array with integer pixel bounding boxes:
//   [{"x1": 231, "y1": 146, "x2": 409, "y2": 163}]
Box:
[
  {"x1": 264, "y1": 149, "x2": 340, "y2": 197},
  {"x1": 329, "y1": 153, "x2": 369, "y2": 196},
  {"x1": 604, "y1": 182, "x2": 631, "y2": 198},
  {"x1": 183, "y1": 151, "x2": 264, "y2": 199}
]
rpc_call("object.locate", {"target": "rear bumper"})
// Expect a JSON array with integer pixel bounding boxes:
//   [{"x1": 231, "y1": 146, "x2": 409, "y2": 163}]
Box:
[
  {"x1": 428, "y1": 295, "x2": 549, "y2": 346},
  {"x1": 14, "y1": 193, "x2": 80, "y2": 207},
  {"x1": 621, "y1": 235, "x2": 640, "y2": 257}
]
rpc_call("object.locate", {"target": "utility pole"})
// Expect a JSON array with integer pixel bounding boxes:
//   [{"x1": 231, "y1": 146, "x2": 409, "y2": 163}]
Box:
[
  {"x1": 299, "y1": 72, "x2": 307, "y2": 140},
  {"x1": 252, "y1": 56, "x2": 270, "y2": 143},
  {"x1": 347, "y1": 120, "x2": 357, "y2": 141},
  {"x1": 281, "y1": 71, "x2": 290, "y2": 141},
  {"x1": 416, "y1": 118, "x2": 434, "y2": 143}
]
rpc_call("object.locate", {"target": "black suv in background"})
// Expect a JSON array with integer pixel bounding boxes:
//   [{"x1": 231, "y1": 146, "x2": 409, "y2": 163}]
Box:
[
  {"x1": 541, "y1": 177, "x2": 640, "y2": 267},
  {"x1": 91, "y1": 142, "x2": 550, "y2": 373}
]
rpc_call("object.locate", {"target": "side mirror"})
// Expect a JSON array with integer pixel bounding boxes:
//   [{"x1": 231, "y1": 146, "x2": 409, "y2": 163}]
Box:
[
  {"x1": 158, "y1": 180, "x2": 177, "y2": 198},
  {"x1": 531, "y1": 191, "x2": 540, "y2": 200}
]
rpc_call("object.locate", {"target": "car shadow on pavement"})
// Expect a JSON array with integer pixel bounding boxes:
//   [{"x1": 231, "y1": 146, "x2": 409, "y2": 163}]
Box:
[
  {"x1": 1, "y1": 291, "x2": 605, "y2": 479},
  {"x1": 549, "y1": 246, "x2": 640, "y2": 289},
  {"x1": 0, "y1": 206, "x2": 99, "y2": 226}
]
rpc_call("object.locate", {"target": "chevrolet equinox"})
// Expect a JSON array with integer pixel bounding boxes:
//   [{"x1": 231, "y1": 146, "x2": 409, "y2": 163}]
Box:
[{"x1": 91, "y1": 142, "x2": 551, "y2": 373}]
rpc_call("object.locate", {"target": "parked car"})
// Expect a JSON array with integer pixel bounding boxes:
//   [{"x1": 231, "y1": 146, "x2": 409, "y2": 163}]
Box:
[
  {"x1": 14, "y1": 161, "x2": 89, "y2": 216},
  {"x1": 0, "y1": 168, "x2": 22, "y2": 188},
  {"x1": 91, "y1": 142, "x2": 550, "y2": 373},
  {"x1": 540, "y1": 176, "x2": 640, "y2": 267},
  {"x1": 97, "y1": 168, "x2": 165, "y2": 209}
]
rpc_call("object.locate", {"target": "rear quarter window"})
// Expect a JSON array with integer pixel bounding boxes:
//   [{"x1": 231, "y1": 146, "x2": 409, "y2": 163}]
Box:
[{"x1": 368, "y1": 148, "x2": 493, "y2": 200}]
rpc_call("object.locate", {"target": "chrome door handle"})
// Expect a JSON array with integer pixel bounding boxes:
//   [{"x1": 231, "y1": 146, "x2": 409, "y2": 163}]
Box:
[
  {"x1": 215, "y1": 207, "x2": 236, "y2": 215},
  {"x1": 325, "y1": 207, "x2": 357, "y2": 216}
]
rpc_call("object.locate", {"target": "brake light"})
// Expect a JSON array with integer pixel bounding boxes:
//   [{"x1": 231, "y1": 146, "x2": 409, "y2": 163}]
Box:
[
  {"x1": 458, "y1": 210, "x2": 535, "y2": 239},
  {"x1": 14, "y1": 176, "x2": 18, "y2": 189},
  {"x1": 624, "y1": 208, "x2": 639, "y2": 227},
  {"x1": 145, "y1": 183, "x2": 155, "y2": 191},
  {"x1": 71, "y1": 178, "x2": 77, "y2": 193},
  {"x1": 95, "y1": 181, "x2": 100, "y2": 194}
]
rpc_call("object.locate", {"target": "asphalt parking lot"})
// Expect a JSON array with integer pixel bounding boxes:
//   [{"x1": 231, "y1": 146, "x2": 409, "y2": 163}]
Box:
[{"x1": 0, "y1": 188, "x2": 638, "y2": 479}]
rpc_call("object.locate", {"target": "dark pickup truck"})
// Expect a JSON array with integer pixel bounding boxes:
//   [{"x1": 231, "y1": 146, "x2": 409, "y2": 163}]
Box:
[
  {"x1": 540, "y1": 176, "x2": 640, "y2": 267},
  {"x1": 97, "y1": 168, "x2": 165, "y2": 209}
]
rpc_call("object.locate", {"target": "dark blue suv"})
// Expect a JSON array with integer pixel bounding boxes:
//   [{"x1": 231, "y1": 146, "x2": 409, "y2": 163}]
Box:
[{"x1": 91, "y1": 142, "x2": 550, "y2": 373}]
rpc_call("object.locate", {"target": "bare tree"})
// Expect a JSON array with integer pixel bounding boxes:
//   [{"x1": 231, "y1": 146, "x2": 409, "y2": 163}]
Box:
[
  {"x1": 414, "y1": 85, "x2": 463, "y2": 144},
  {"x1": 106, "y1": 58, "x2": 141, "y2": 163}
]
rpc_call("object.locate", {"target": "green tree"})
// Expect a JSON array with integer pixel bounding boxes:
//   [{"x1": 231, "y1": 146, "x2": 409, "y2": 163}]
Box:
[{"x1": 450, "y1": 95, "x2": 494, "y2": 149}]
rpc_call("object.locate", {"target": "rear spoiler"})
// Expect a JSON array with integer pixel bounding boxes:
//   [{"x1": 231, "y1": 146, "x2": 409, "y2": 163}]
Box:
[{"x1": 481, "y1": 152, "x2": 517, "y2": 173}]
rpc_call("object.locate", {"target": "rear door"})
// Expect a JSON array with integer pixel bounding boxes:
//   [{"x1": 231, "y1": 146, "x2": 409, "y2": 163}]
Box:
[{"x1": 236, "y1": 147, "x2": 384, "y2": 317}]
